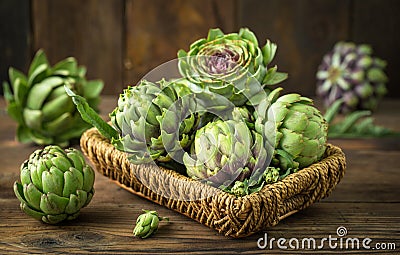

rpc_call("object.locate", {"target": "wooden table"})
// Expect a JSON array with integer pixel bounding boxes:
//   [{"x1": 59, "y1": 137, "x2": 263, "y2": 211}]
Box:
[{"x1": 1, "y1": 97, "x2": 399, "y2": 254}]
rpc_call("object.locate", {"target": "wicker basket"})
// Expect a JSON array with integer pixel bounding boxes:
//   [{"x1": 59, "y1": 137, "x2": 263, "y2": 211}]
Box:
[{"x1": 80, "y1": 128, "x2": 346, "y2": 238}]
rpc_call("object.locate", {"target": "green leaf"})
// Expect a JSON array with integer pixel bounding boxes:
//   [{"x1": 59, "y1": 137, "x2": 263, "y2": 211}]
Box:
[
  {"x1": 13, "y1": 78, "x2": 29, "y2": 105},
  {"x1": 77, "y1": 66, "x2": 87, "y2": 77},
  {"x1": 239, "y1": 28, "x2": 258, "y2": 46},
  {"x1": 3, "y1": 81, "x2": 14, "y2": 103},
  {"x1": 52, "y1": 57, "x2": 78, "y2": 76},
  {"x1": 9, "y1": 67, "x2": 27, "y2": 88},
  {"x1": 207, "y1": 28, "x2": 224, "y2": 41},
  {"x1": 65, "y1": 86, "x2": 119, "y2": 141},
  {"x1": 82, "y1": 80, "x2": 104, "y2": 99},
  {"x1": 324, "y1": 100, "x2": 343, "y2": 124},
  {"x1": 262, "y1": 40, "x2": 277, "y2": 65},
  {"x1": 335, "y1": 110, "x2": 371, "y2": 134},
  {"x1": 16, "y1": 125, "x2": 33, "y2": 143},
  {"x1": 264, "y1": 71, "x2": 288, "y2": 85},
  {"x1": 177, "y1": 49, "x2": 187, "y2": 58},
  {"x1": 27, "y1": 63, "x2": 49, "y2": 87},
  {"x1": 23, "y1": 108, "x2": 43, "y2": 130},
  {"x1": 28, "y1": 49, "x2": 49, "y2": 77}
]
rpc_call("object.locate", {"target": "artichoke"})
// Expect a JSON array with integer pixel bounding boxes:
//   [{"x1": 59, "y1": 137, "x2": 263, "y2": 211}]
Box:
[
  {"x1": 133, "y1": 210, "x2": 169, "y2": 239},
  {"x1": 316, "y1": 41, "x2": 388, "y2": 113},
  {"x1": 255, "y1": 88, "x2": 328, "y2": 170},
  {"x1": 13, "y1": 145, "x2": 95, "y2": 224},
  {"x1": 183, "y1": 119, "x2": 268, "y2": 187},
  {"x1": 109, "y1": 79, "x2": 201, "y2": 164},
  {"x1": 178, "y1": 28, "x2": 287, "y2": 106},
  {"x1": 2, "y1": 49, "x2": 103, "y2": 146}
]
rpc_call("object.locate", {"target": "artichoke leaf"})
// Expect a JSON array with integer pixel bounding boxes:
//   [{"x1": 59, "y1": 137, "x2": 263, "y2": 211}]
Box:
[
  {"x1": 52, "y1": 57, "x2": 78, "y2": 76},
  {"x1": 63, "y1": 168, "x2": 84, "y2": 197},
  {"x1": 28, "y1": 49, "x2": 49, "y2": 77},
  {"x1": 65, "y1": 86, "x2": 119, "y2": 141},
  {"x1": 43, "y1": 214, "x2": 68, "y2": 224},
  {"x1": 9, "y1": 67, "x2": 28, "y2": 89},
  {"x1": 82, "y1": 80, "x2": 104, "y2": 99},
  {"x1": 40, "y1": 192, "x2": 69, "y2": 215},
  {"x1": 42, "y1": 94, "x2": 74, "y2": 122},
  {"x1": 20, "y1": 202, "x2": 47, "y2": 221},
  {"x1": 5, "y1": 100, "x2": 24, "y2": 123},
  {"x1": 27, "y1": 63, "x2": 49, "y2": 87},
  {"x1": 16, "y1": 125, "x2": 33, "y2": 144},
  {"x1": 42, "y1": 167, "x2": 64, "y2": 196},
  {"x1": 23, "y1": 183, "x2": 42, "y2": 211},
  {"x1": 82, "y1": 166, "x2": 95, "y2": 193},
  {"x1": 26, "y1": 83, "x2": 53, "y2": 110}
]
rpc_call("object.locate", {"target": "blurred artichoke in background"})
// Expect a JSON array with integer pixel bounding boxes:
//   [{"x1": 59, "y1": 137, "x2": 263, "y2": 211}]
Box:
[
  {"x1": 110, "y1": 79, "x2": 201, "y2": 164},
  {"x1": 14, "y1": 145, "x2": 95, "y2": 224},
  {"x1": 3, "y1": 49, "x2": 103, "y2": 146},
  {"x1": 183, "y1": 119, "x2": 268, "y2": 187},
  {"x1": 316, "y1": 41, "x2": 388, "y2": 113},
  {"x1": 178, "y1": 28, "x2": 287, "y2": 106},
  {"x1": 255, "y1": 88, "x2": 328, "y2": 170}
]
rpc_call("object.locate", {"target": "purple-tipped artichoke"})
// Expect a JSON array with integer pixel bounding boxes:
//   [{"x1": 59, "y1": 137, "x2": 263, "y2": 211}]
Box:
[
  {"x1": 178, "y1": 28, "x2": 287, "y2": 106},
  {"x1": 183, "y1": 119, "x2": 268, "y2": 187},
  {"x1": 316, "y1": 42, "x2": 388, "y2": 113}
]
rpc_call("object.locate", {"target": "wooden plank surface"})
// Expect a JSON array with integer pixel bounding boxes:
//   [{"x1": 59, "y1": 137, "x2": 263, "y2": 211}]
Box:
[
  {"x1": 1, "y1": 97, "x2": 399, "y2": 254},
  {"x1": 238, "y1": 0, "x2": 351, "y2": 97},
  {"x1": 31, "y1": 0, "x2": 124, "y2": 95},
  {"x1": 123, "y1": 0, "x2": 236, "y2": 86},
  {"x1": 352, "y1": 0, "x2": 400, "y2": 98},
  {"x1": 0, "y1": 0, "x2": 30, "y2": 95}
]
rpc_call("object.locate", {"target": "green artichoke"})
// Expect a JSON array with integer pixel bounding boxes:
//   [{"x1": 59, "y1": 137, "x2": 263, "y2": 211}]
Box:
[
  {"x1": 3, "y1": 49, "x2": 103, "y2": 146},
  {"x1": 13, "y1": 145, "x2": 95, "y2": 224},
  {"x1": 316, "y1": 41, "x2": 388, "y2": 113},
  {"x1": 178, "y1": 28, "x2": 287, "y2": 106},
  {"x1": 229, "y1": 166, "x2": 280, "y2": 196},
  {"x1": 255, "y1": 88, "x2": 328, "y2": 170},
  {"x1": 110, "y1": 79, "x2": 201, "y2": 164},
  {"x1": 183, "y1": 119, "x2": 268, "y2": 187},
  {"x1": 133, "y1": 210, "x2": 169, "y2": 238}
]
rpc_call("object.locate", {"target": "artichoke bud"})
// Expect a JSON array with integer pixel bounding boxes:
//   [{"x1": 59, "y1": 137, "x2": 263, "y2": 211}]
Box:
[
  {"x1": 184, "y1": 119, "x2": 265, "y2": 187},
  {"x1": 256, "y1": 88, "x2": 328, "y2": 171},
  {"x1": 133, "y1": 210, "x2": 168, "y2": 239},
  {"x1": 13, "y1": 145, "x2": 95, "y2": 224},
  {"x1": 317, "y1": 41, "x2": 388, "y2": 113},
  {"x1": 110, "y1": 79, "x2": 201, "y2": 164}
]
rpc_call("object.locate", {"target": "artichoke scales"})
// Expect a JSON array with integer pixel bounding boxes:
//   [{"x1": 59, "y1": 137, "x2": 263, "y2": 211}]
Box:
[
  {"x1": 14, "y1": 145, "x2": 95, "y2": 224},
  {"x1": 255, "y1": 88, "x2": 328, "y2": 170},
  {"x1": 178, "y1": 28, "x2": 287, "y2": 106}
]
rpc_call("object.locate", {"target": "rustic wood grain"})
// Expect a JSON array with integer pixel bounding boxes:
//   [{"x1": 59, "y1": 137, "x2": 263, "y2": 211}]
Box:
[
  {"x1": 1, "y1": 97, "x2": 399, "y2": 254},
  {"x1": 352, "y1": 0, "x2": 400, "y2": 98},
  {"x1": 238, "y1": 0, "x2": 351, "y2": 97},
  {"x1": 0, "y1": 0, "x2": 30, "y2": 95},
  {"x1": 123, "y1": 0, "x2": 236, "y2": 87},
  {"x1": 31, "y1": 0, "x2": 124, "y2": 95}
]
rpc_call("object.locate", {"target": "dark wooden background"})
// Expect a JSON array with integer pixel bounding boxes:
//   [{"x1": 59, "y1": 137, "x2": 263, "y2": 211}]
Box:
[{"x1": 1, "y1": 0, "x2": 399, "y2": 97}]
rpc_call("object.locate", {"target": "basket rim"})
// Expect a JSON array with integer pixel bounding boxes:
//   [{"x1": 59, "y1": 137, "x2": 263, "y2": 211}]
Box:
[{"x1": 80, "y1": 127, "x2": 346, "y2": 237}]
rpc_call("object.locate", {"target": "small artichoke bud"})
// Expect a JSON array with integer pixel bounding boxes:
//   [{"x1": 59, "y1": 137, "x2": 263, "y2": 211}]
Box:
[
  {"x1": 230, "y1": 181, "x2": 248, "y2": 197},
  {"x1": 133, "y1": 210, "x2": 169, "y2": 238},
  {"x1": 264, "y1": 167, "x2": 280, "y2": 184}
]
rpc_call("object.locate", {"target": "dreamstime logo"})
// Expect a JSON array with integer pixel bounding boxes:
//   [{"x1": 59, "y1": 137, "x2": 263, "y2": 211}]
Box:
[{"x1": 257, "y1": 226, "x2": 396, "y2": 251}]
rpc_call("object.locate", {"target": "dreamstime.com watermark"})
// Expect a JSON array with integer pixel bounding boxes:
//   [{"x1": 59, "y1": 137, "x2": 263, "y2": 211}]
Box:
[{"x1": 257, "y1": 226, "x2": 396, "y2": 251}]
